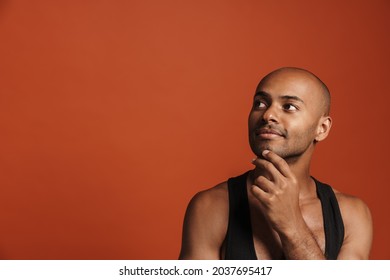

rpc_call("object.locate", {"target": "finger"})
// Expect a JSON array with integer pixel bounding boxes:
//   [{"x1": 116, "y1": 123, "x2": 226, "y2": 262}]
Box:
[
  {"x1": 252, "y1": 158, "x2": 282, "y2": 183},
  {"x1": 250, "y1": 184, "x2": 271, "y2": 205},
  {"x1": 261, "y1": 150, "x2": 293, "y2": 178},
  {"x1": 253, "y1": 175, "x2": 274, "y2": 193}
]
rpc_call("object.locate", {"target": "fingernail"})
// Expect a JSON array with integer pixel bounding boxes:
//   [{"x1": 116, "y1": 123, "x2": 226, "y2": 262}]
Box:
[
  {"x1": 251, "y1": 157, "x2": 257, "y2": 163},
  {"x1": 262, "y1": 150, "x2": 270, "y2": 156}
]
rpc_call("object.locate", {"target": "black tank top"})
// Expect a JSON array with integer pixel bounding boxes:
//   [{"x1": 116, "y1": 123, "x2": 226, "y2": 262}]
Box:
[{"x1": 224, "y1": 171, "x2": 344, "y2": 260}]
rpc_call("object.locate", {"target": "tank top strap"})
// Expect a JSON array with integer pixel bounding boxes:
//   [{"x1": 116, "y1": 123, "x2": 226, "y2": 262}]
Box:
[
  {"x1": 224, "y1": 171, "x2": 257, "y2": 260},
  {"x1": 314, "y1": 178, "x2": 345, "y2": 259}
]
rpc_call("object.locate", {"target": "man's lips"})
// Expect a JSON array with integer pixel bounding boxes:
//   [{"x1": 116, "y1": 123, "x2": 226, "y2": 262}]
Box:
[{"x1": 255, "y1": 128, "x2": 285, "y2": 139}]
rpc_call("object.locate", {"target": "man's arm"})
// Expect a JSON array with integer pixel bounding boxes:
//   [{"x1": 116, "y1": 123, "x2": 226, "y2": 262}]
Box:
[
  {"x1": 179, "y1": 185, "x2": 228, "y2": 260},
  {"x1": 336, "y1": 195, "x2": 373, "y2": 259}
]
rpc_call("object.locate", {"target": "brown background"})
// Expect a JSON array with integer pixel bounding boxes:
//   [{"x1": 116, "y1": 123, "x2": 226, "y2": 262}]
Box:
[{"x1": 0, "y1": 0, "x2": 389, "y2": 259}]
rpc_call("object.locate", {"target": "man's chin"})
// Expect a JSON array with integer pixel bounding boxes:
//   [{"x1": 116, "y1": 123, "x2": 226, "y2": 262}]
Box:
[
  {"x1": 250, "y1": 140, "x2": 286, "y2": 158},
  {"x1": 252, "y1": 146, "x2": 285, "y2": 159},
  {"x1": 253, "y1": 147, "x2": 274, "y2": 157}
]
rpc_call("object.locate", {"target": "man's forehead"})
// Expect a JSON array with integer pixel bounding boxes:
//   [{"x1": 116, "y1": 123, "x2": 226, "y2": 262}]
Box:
[{"x1": 255, "y1": 70, "x2": 320, "y2": 100}]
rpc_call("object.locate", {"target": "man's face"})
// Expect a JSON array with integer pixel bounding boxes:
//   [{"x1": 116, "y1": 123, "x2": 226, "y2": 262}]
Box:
[{"x1": 248, "y1": 70, "x2": 325, "y2": 160}]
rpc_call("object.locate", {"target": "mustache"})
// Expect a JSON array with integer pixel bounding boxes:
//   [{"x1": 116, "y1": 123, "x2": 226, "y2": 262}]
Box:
[{"x1": 254, "y1": 124, "x2": 287, "y2": 137}]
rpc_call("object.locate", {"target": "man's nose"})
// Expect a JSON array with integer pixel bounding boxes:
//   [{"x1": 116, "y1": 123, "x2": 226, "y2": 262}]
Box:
[{"x1": 262, "y1": 104, "x2": 279, "y2": 123}]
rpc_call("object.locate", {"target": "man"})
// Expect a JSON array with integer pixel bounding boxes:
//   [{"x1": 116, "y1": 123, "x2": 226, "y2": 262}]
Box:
[{"x1": 179, "y1": 67, "x2": 373, "y2": 260}]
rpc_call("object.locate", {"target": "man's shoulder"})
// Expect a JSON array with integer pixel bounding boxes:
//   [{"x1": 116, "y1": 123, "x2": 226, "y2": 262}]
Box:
[
  {"x1": 189, "y1": 170, "x2": 250, "y2": 209},
  {"x1": 188, "y1": 181, "x2": 229, "y2": 213},
  {"x1": 333, "y1": 189, "x2": 370, "y2": 214},
  {"x1": 316, "y1": 181, "x2": 371, "y2": 229},
  {"x1": 316, "y1": 180, "x2": 368, "y2": 212},
  {"x1": 330, "y1": 187, "x2": 373, "y2": 259},
  {"x1": 331, "y1": 188, "x2": 372, "y2": 239},
  {"x1": 180, "y1": 180, "x2": 231, "y2": 259},
  {"x1": 334, "y1": 191, "x2": 371, "y2": 218},
  {"x1": 185, "y1": 169, "x2": 250, "y2": 222}
]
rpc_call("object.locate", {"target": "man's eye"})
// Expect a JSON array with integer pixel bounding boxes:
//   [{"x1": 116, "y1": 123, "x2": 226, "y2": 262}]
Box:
[
  {"x1": 254, "y1": 100, "x2": 267, "y2": 109},
  {"x1": 283, "y1": 104, "x2": 298, "y2": 111}
]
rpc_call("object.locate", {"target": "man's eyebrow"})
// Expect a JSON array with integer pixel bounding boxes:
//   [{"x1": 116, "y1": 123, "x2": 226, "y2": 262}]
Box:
[
  {"x1": 254, "y1": 91, "x2": 304, "y2": 104},
  {"x1": 280, "y1": 95, "x2": 305, "y2": 104},
  {"x1": 254, "y1": 91, "x2": 270, "y2": 98}
]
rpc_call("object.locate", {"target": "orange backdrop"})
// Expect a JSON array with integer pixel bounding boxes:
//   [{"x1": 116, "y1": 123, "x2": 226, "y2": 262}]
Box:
[{"x1": 0, "y1": 0, "x2": 389, "y2": 259}]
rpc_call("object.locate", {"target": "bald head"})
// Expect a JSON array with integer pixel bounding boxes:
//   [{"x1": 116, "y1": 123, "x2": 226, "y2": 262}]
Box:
[{"x1": 257, "y1": 67, "x2": 331, "y2": 116}]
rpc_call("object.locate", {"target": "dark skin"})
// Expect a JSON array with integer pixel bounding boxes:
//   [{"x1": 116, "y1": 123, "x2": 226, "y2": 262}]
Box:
[{"x1": 179, "y1": 68, "x2": 373, "y2": 259}]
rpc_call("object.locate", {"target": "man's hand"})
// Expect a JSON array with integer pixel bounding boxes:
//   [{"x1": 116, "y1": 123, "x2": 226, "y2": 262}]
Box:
[
  {"x1": 250, "y1": 150, "x2": 325, "y2": 259},
  {"x1": 250, "y1": 150, "x2": 303, "y2": 236}
]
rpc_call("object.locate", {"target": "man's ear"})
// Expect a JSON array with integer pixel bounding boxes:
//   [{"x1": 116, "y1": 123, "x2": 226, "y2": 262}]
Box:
[{"x1": 315, "y1": 116, "x2": 332, "y2": 142}]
